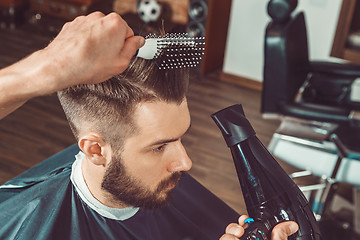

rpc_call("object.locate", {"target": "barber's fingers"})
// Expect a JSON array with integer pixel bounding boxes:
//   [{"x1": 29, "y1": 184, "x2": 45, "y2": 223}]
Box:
[
  {"x1": 219, "y1": 215, "x2": 249, "y2": 240},
  {"x1": 219, "y1": 233, "x2": 240, "y2": 240},
  {"x1": 238, "y1": 215, "x2": 250, "y2": 227},
  {"x1": 60, "y1": 13, "x2": 96, "y2": 32},
  {"x1": 86, "y1": 11, "x2": 105, "y2": 20},
  {"x1": 271, "y1": 221, "x2": 299, "y2": 240},
  {"x1": 117, "y1": 36, "x2": 145, "y2": 69},
  {"x1": 103, "y1": 12, "x2": 134, "y2": 39},
  {"x1": 125, "y1": 25, "x2": 135, "y2": 39},
  {"x1": 61, "y1": 21, "x2": 70, "y2": 31},
  {"x1": 222, "y1": 223, "x2": 245, "y2": 239}
]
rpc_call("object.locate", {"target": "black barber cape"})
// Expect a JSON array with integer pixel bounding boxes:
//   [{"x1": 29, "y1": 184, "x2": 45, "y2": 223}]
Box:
[{"x1": 0, "y1": 145, "x2": 239, "y2": 240}]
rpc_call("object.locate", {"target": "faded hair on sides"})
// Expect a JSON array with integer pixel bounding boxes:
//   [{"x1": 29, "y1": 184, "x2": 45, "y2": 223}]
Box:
[{"x1": 57, "y1": 56, "x2": 189, "y2": 147}]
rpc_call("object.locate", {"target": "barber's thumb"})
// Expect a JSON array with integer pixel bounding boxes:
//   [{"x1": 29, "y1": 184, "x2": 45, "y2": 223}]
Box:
[
  {"x1": 119, "y1": 36, "x2": 145, "y2": 60},
  {"x1": 132, "y1": 36, "x2": 145, "y2": 49},
  {"x1": 125, "y1": 36, "x2": 145, "y2": 49},
  {"x1": 271, "y1": 221, "x2": 299, "y2": 240}
]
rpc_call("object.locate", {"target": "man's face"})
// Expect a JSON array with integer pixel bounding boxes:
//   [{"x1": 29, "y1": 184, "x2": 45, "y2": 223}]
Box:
[{"x1": 101, "y1": 99, "x2": 192, "y2": 209}]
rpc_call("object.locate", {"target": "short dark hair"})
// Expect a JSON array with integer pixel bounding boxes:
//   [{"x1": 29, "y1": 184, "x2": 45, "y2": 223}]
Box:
[{"x1": 57, "y1": 57, "x2": 189, "y2": 146}]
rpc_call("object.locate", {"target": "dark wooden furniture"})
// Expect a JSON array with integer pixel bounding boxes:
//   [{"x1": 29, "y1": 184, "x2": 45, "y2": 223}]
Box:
[
  {"x1": 200, "y1": 0, "x2": 231, "y2": 74},
  {"x1": 331, "y1": 0, "x2": 360, "y2": 65},
  {"x1": 0, "y1": 0, "x2": 29, "y2": 28}
]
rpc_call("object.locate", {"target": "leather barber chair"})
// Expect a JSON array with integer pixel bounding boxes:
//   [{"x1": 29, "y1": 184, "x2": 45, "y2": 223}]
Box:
[{"x1": 262, "y1": 0, "x2": 360, "y2": 239}]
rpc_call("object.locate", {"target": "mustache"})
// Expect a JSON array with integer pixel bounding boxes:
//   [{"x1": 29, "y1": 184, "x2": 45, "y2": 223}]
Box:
[{"x1": 156, "y1": 171, "x2": 185, "y2": 192}]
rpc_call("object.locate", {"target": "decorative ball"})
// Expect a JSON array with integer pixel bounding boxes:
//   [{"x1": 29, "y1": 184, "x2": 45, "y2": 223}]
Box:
[{"x1": 138, "y1": 0, "x2": 162, "y2": 23}]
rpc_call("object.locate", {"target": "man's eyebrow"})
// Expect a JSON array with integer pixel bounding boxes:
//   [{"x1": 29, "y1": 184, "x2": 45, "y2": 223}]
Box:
[{"x1": 147, "y1": 124, "x2": 192, "y2": 147}]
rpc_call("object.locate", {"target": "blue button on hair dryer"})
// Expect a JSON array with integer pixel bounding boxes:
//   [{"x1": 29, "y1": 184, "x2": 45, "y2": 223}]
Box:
[{"x1": 211, "y1": 104, "x2": 322, "y2": 240}]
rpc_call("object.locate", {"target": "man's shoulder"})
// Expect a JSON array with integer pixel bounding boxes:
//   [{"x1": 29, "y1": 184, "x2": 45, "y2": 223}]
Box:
[
  {"x1": 0, "y1": 163, "x2": 72, "y2": 200},
  {"x1": 0, "y1": 168, "x2": 74, "y2": 239}
]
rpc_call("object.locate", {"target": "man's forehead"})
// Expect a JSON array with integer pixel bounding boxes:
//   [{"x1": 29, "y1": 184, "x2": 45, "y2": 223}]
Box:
[
  {"x1": 127, "y1": 99, "x2": 190, "y2": 143},
  {"x1": 133, "y1": 98, "x2": 188, "y2": 119}
]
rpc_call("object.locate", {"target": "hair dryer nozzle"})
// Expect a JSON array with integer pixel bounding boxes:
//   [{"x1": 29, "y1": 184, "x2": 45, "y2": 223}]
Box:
[{"x1": 211, "y1": 104, "x2": 256, "y2": 147}]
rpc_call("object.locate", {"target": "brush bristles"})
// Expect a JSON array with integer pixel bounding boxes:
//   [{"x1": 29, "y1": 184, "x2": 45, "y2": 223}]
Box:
[{"x1": 145, "y1": 33, "x2": 205, "y2": 70}]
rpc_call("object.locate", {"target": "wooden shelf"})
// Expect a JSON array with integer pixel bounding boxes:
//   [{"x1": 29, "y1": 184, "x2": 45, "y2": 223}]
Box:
[
  {"x1": 343, "y1": 48, "x2": 360, "y2": 63},
  {"x1": 331, "y1": 0, "x2": 360, "y2": 65}
]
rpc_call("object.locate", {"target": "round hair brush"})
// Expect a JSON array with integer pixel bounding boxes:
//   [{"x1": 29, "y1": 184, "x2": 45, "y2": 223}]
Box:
[{"x1": 136, "y1": 33, "x2": 205, "y2": 69}]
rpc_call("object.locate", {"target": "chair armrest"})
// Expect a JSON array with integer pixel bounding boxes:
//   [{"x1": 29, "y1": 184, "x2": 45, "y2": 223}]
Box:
[
  {"x1": 280, "y1": 102, "x2": 350, "y2": 123},
  {"x1": 310, "y1": 61, "x2": 360, "y2": 77}
]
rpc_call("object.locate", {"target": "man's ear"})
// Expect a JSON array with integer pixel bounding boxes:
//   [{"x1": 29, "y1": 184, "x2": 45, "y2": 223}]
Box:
[{"x1": 78, "y1": 134, "x2": 108, "y2": 166}]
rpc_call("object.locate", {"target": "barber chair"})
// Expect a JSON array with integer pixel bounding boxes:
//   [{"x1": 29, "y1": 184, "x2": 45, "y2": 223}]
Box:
[{"x1": 263, "y1": 0, "x2": 360, "y2": 239}]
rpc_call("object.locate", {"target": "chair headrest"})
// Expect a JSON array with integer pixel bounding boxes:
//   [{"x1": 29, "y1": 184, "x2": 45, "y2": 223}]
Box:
[{"x1": 267, "y1": 0, "x2": 298, "y2": 23}]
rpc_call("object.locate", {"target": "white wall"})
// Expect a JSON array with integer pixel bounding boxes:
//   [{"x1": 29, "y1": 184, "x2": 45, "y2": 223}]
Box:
[{"x1": 223, "y1": 0, "x2": 343, "y2": 82}]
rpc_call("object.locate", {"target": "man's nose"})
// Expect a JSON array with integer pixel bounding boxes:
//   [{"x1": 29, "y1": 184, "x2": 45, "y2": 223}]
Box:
[{"x1": 167, "y1": 142, "x2": 192, "y2": 172}]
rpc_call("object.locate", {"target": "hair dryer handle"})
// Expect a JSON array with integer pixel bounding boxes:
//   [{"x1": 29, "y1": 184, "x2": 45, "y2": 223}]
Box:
[{"x1": 240, "y1": 219, "x2": 274, "y2": 240}]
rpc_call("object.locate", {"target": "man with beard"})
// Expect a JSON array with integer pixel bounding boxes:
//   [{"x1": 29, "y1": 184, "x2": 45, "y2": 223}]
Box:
[
  {"x1": 56, "y1": 54, "x2": 298, "y2": 239},
  {"x1": 0, "y1": 49, "x2": 237, "y2": 239},
  {"x1": 0, "y1": 12, "x2": 298, "y2": 240},
  {"x1": 57, "y1": 55, "x2": 193, "y2": 212}
]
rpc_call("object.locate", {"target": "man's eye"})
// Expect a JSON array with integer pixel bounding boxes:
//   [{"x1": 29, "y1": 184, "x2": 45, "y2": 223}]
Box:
[{"x1": 153, "y1": 145, "x2": 166, "y2": 153}]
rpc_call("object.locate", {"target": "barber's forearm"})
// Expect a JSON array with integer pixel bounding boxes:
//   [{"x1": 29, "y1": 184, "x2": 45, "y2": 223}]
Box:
[{"x1": 0, "y1": 50, "x2": 61, "y2": 119}]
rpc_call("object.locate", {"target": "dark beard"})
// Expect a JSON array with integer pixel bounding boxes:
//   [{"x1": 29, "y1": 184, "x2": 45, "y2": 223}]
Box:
[{"x1": 101, "y1": 156, "x2": 184, "y2": 209}]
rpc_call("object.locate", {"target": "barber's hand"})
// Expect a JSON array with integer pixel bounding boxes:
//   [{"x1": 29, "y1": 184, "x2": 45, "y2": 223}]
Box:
[
  {"x1": 220, "y1": 215, "x2": 299, "y2": 240},
  {"x1": 0, "y1": 11, "x2": 144, "y2": 119},
  {"x1": 271, "y1": 220, "x2": 299, "y2": 240},
  {"x1": 41, "y1": 11, "x2": 145, "y2": 90}
]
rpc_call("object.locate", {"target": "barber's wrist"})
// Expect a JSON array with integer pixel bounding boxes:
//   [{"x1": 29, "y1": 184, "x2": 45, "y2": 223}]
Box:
[
  {"x1": 28, "y1": 48, "x2": 77, "y2": 95},
  {"x1": 21, "y1": 49, "x2": 61, "y2": 96},
  {"x1": 0, "y1": 51, "x2": 51, "y2": 107},
  {"x1": 3, "y1": 50, "x2": 68, "y2": 103}
]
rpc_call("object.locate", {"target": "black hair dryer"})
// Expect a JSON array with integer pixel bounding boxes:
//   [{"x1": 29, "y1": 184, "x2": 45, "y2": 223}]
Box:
[{"x1": 211, "y1": 104, "x2": 322, "y2": 240}]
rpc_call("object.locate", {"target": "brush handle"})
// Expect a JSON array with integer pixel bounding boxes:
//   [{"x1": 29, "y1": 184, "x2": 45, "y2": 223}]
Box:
[{"x1": 136, "y1": 38, "x2": 158, "y2": 60}]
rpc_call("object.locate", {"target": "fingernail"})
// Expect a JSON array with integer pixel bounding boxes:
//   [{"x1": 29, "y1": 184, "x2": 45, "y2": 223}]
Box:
[{"x1": 138, "y1": 37, "x2": 145, "y2": 48}]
